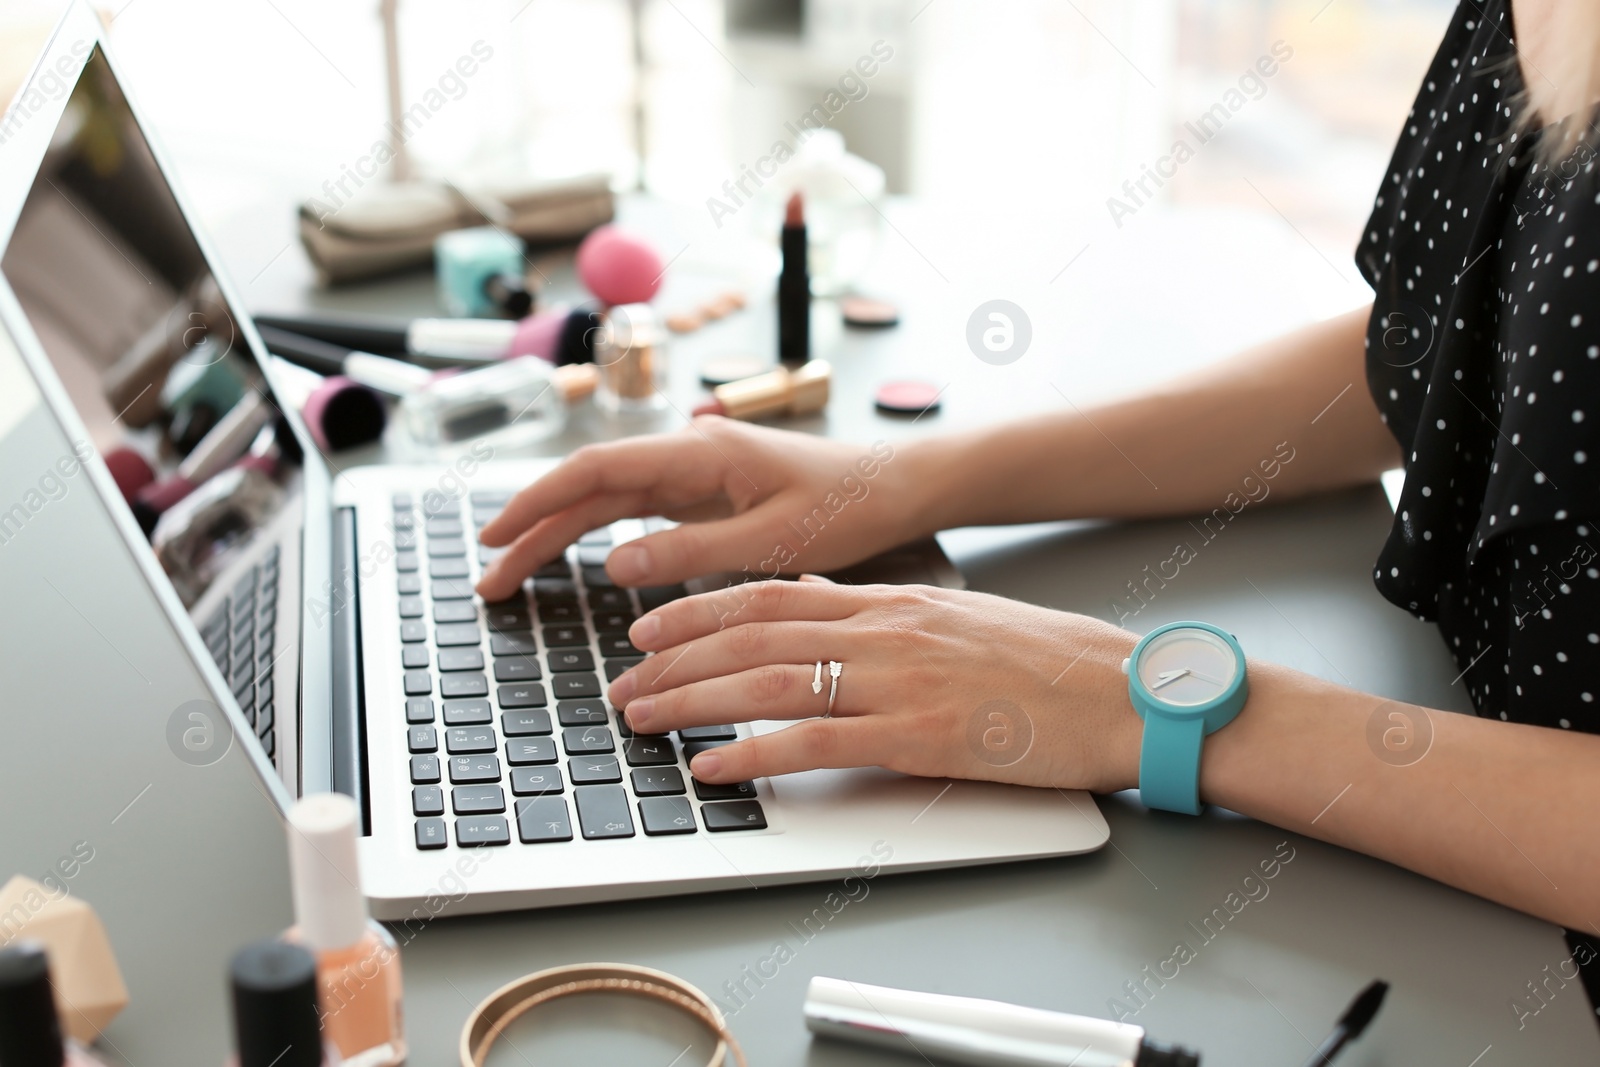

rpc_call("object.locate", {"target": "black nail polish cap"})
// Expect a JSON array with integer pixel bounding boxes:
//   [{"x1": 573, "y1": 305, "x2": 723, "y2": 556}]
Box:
[
  {"x1": 229, "y1": 939, "x2": 324, "y2": 1067},
  {"x1": 0, "y1": 941, "x2": 66, "y2": 1067}
]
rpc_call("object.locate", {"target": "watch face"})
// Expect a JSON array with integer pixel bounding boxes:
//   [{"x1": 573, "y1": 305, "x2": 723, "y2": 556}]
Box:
[{"x1": 1137, "y1": 627, "x2": 1238, "y2": 707}]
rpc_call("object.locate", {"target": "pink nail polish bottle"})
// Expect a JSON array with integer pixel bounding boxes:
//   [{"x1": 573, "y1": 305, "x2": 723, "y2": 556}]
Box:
[
  {"x1": 0, "y1": 941, "x2": 113, "y2": 1067},
  {"x1": 285, "y1": 794, "x2": 406, "y2": 1067},
  {"x1": 227, "y1": 939, "x2": 341, "y2": 1067}
]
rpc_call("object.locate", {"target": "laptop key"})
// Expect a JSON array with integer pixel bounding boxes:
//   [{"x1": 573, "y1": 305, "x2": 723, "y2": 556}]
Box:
[
  {"x1": 556, "y1": 699, "x2": 608, "y2": 727},
  {"x1": 534, "y1": 559, "x2": 573, "y2": 580},
  {"x1": 511, "y1": 767, "x2": 564, "y2": 795},
  {"x1": 538, "y1": 601, "x2": 582, "y2": 625},
  {"x1": 429, "y1": 557, "x2": 471, "y2": 579},
  {"x1": 406, "y1": 698, "x2": 435, "y2": 724},
  {"x1": 443, "y1": 699, "x2": 493, "y2": 726},
  {"x1": 595, "y1": 631, "x2": 639, "y2": 656},
  {"x1": 639, "y1": 797, "x2": 697, "y2": 836},
  {"x1": 435, "y1": 623, "x2": 482, "y2": 647},
  {"x1": 432, "y1": 578, "x2": 474, "y2": 600},
  {"x1": 578, "y1": 527, "x2": 611, "y2": 547},
  {"x1": 576, "y1": 544, "x2": 611, "y2": 567},
  {"x1": 438, "y1": 647, "x2": 485, "y2": 672},
  {"x1": 631, "y1": 767, "x2": 686, "y2": 796},
  {"x1": 542, "y1": 625, "x2": 587, "y2": 649},
  {"x1": 449, "y1": 755, "x2": 501, "y2": 783},
  {"x1": 415, "y1": 818, "x2": 447, "y2": 850},
  {"x1": 392, "y1": 492, "x2": 413, "y2": 509},
  {"x1": 411, "y1": 755, "x2": 441, "y2": 783},
  {"x1": 693, "y1": 778, "x2": 757, "y2": 801},
  {"x1": 534, "y1": 577, "x2": 577, "y2": 600},
  {"x1": 470, "y1": 489, "x2": 511, "y2": 507},
  {"x1": 501, "y1": 709, "x2": 552, "y2": 736},
  {"x1": 568, "y1": 756, "x2": 622, "y2": 785},
  {"x1": 394, "y1": 529, "x2": 418, "y2": 551},
  {"x1": 494, "y1": 657, "x2": 541, "y2": 683},
  {"x1": 683, "y1": 740, "x2": 734, "y2": 762},
  {"x1": 260, "y1": 728, "x2": 276, "y2": 758},
  {"x1": 701, "y1": 800, "x2": 767, "y2": 832},
  {"x1": 623, "y1": 736, "x2": 677, "y2": 767},
  {"x1": 256, "y1": 703, "x2": 275, "y2": 737},
  {"x1": 397, "y1": 573, "x2": 423, "y2": 596},
  {"x1": 403, "y1": 671, "x2": 432, "y2": 696},
  {"x1": 515, "y1": 796, "x2": 573, "y2": 842},
  {"x1": 506, "y1": 737, "x2": 558, "y2": 765},
  {"x1": 425, "y1": 517, "x2": 464, "y2": 537},
  {"x1": 605, "y1": 658, "x2": 644, "y2": 682},
  {"x1": 679, "y1": 725, "x2": 739, "y2": 743},
  {"x1": 392, "y1": 510, "x2": 415, "y2": 529},
  {"x1": 441, "y1": 673, "x2": 489, "y2": 699},
  {"x1": 548, "y1": 648, "x2": 595, "y2": 673},
  {"x1": 413, "y1": 786, "x2": 444, "y2": 816},
  {"x1": 395, "y1": 552, "x2": 419, "y2": 573},
  {"x1": 589, "y1": 589, "x2": 632, "y2": 612},
  {"x1": 484, "y1": 605, "x2": 531, "y2": 631},
  {"x1": 446, "y1": 726, "x2": 496, "y2": 754},
  {"x1": 638, "y1": 585, "x2": 690, "y2": 612},
  {"x1": 428, "y1": 538, "x2": 467, "y2": 558},
  {"x1": 574, "y1": 785, "x2": 635, "y2": 839},
  {"x1": 408, "y1": 726, "x2": 437, "y2": 753},
  {"x1": 455, "y1": 815, "x2": 510, "y2": 847},
  {"x1": 552, "y1": 673, "x2": 602, "y2": 700},
  {"x1": 497, "y1": 683, "x2": 548, "y2": 709},
  {"x1": 433, "y1": 601, "x2": 477, "y2": 624},
  {"x1": 402, "y1": 646, "x2": 429, "y2": 669},
  {"x1": 401, "y1": 619, "x2": 427, "y2": 643},
  {"x1": 581, "y1": 565, "x2": 615, "y2": 589},
  {"x1": 563, "y1": 725, "x2": 615, "y2": 755},
  {"x1": 489, "y1": 632, "x2": 538, "y2": 657},
  {"x1": 451, "y1": 785, "x2": 505, "y2": 815}
]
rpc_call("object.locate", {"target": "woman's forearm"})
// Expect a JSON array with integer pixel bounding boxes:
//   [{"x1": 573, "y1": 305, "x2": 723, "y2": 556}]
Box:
[
  {"x1": 1200, "y1": 665, "x2": 1600, "y2": 932},
  {"x1": 903, "y1": 305, "x2": 1400, "y2": 533}
]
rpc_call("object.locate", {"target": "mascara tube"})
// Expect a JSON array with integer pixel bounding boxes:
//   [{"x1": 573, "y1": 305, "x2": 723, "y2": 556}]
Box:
[{"x1": 804, "y1": 977, "x2": 1200, "y2": 1067}]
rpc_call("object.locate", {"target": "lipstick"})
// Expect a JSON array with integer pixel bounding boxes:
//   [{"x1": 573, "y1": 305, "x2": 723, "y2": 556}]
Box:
[
  {"x1": 778, "y1": 192, "x2": 810, "y2": 367},
  {"x1": 693, "y1": 360, "x2": 830, "y2": 421}
]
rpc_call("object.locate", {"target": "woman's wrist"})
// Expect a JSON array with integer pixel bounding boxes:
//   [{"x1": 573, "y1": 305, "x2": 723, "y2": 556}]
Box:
[{"x1": 892, "y1": 430, "x2": 993, "y2": 538}]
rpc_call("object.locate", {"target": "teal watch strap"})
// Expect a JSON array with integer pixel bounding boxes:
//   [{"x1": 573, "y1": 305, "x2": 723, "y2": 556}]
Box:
[{"x1": 1138, "y1": 715, "x2": 1205, "y2": 816}]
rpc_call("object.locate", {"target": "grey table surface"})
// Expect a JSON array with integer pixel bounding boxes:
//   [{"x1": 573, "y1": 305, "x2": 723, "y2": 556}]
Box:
[{"x1": 2, "y1": 193, "x2": 1596, "y2": 1066}]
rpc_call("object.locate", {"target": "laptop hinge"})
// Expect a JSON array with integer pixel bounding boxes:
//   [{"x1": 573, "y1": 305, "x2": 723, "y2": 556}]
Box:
[{"x1": 329, "y1": 507, "x2": 371, "y2": 833}]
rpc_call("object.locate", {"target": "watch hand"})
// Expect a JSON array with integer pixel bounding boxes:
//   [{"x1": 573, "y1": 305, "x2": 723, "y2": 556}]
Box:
[{"x1": 1150, "y1": 669, "x2": 1190, "y2": 691}]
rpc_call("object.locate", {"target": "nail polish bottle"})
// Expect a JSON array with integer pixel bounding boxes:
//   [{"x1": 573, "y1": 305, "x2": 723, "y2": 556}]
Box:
[
  {"x1": 228, "y1": 939, "x2": 340, "y2": 1067},
  {"x1": 285, "y1": 794, "x2": 406, "y2": 1067},
  {"x1": 0, "y1": 941, "x2": 112, "y2": 1067},
  {"x1": 435, "y1": 227, "x2": 533, "y2": 318}
]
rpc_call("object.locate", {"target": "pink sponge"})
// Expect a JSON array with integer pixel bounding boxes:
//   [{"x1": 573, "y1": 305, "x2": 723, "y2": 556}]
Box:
[
  {"x1": 576, "y1": 226, "x2": 664, "y2": 306},
  {"x1": 506, "y1": 307, "x2": 569, "y2": 361}
]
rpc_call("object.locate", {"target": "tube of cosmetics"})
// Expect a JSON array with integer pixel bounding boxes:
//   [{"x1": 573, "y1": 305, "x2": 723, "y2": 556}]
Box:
[
  {"x1": 692, "y1": 360, "x2": 830, "y2": 421},
  {"x1": 0, "y1": 942, "x2": 111, "y2": 1067},
  {"x1": 284, "y1": 793, "x2": 406, "y2": 1067},
  {"x1": 227, "y1": 939, "x2": 339, "y2": 1067}
]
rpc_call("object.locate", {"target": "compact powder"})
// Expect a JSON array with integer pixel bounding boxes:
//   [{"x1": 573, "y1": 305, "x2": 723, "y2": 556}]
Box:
[
  {"x1": 841, "y1": 297, "x2": 900, "y2": 328},
  {"x1": 874, "y1": 379, "x2": 942, "y2": 415}
]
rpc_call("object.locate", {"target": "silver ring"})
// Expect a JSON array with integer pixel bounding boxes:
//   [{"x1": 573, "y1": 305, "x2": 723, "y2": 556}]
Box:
[{"x1": 826, "y1": 661, "x2": 842, "y2": 718}]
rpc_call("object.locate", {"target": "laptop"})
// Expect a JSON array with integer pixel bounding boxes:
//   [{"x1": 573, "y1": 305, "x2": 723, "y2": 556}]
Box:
[{"x1": 0, "y1": 3, "x2": 1108, "y2": 918}]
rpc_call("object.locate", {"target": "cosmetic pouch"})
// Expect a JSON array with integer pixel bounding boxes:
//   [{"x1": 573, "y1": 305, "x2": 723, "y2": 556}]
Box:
[{"x1": 298, "y1": 173, "x2": 615, "y2": 286}]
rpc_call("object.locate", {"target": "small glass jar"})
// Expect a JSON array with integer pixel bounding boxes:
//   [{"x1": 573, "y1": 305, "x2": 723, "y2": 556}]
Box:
[
  {"x1": 398, "y1": 356, "x2": 568, "y2": 455},
  {"x1": 594, "y1": 303, "x2": 668, "y2": 414}
]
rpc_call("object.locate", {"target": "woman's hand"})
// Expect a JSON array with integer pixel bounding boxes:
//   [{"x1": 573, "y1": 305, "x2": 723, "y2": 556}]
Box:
[
  {"x1": 608, "y1": 577, "x2": 1144, "y2": 793},
  {"x1": 476, "y1": 417, "x2": 925, "y2": 602}
]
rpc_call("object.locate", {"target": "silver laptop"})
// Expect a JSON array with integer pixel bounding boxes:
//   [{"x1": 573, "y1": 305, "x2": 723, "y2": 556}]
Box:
[{"x1": 0, "y1": 3, "x2": 1107, "y2": 918}]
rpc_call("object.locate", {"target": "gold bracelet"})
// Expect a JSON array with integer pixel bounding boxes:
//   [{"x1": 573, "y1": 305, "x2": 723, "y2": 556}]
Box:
[{"x1": 458, "y1": 962, "x2": 747, "y2": 1067}]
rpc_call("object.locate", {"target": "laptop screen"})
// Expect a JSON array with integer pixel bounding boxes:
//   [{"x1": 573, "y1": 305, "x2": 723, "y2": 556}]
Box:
[
  {"x1": 2, "y1": 44, "x2": 307, "y2": 784},
  {"x1": 0, "y1": 46, "x2": 305, "y2": 618}
]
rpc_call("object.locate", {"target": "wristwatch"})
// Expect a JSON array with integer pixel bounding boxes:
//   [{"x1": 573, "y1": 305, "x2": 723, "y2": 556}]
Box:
[{"x1": 1121, "y1": 621, "x2": 1249, "y2": 815}]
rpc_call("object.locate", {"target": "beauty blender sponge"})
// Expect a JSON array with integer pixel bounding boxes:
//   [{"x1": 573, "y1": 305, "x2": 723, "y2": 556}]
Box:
[{"x1": 576, "y1": 226, "x2": 665, "y2": 306}]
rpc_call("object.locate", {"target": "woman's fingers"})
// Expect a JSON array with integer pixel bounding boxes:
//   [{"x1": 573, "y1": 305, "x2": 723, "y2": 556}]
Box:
[
  {"x1": 603, "y1": 508, "x2": 783, "y2": 587},
  {"x1": 688, "y1": 717, "x2": 888, "y2": 783},
  {"x1": 475, "y1": 492, "x2": 643, "y2": 602},
  {"x1": 623, "y1": 662, "x2": 860, "y2": 732},
  {"x1": 628, "y1": 579, "x2": 857, "y2": 652},
  {"x1": 478, "y1": 434, "x2": 727, "y2": 548}
]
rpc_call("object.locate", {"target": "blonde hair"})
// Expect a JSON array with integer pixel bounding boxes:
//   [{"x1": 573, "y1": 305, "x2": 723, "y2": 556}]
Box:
[{"x1": 1517, "y1": 4, "x2": 1600, "y2": 163}]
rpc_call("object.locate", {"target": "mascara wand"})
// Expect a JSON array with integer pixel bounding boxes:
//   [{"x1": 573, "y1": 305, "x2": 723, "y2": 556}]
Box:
[{"x1": 1300, "y1": 979, "x2": 1389, "y2": 1066}]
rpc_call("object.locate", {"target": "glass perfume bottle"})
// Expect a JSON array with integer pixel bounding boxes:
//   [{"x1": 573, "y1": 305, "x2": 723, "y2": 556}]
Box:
[
  {"x1": 0, "y1": 942, "x2": 112, "y2": 1067},
  {"x1": 285, "y1": 794, "x2": 406, "y2": 1067},
  {"x1": 227, "y1": 939, "x2": 341, "y2": 1067}
]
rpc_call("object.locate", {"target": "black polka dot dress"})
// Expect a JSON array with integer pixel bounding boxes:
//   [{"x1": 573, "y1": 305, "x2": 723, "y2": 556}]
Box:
[{"x1": 1358, "y1": 0, "x2": 1600, "y2": 733}]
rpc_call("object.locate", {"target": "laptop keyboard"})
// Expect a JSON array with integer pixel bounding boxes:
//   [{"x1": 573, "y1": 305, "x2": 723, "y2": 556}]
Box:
[
  {"x1": 394, "y1": 489, "x2": 768, "y2": 851},
  {"x1": 198, "y1": 545, "x2": 282, "y2": 759}
]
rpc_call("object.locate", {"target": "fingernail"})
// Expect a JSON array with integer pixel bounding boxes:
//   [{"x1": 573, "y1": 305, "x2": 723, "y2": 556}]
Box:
[
  {"x1": 630, "y1": 614, "x2": 661, "y2": 648},
  {"x1": 608, "y1": 543, "x2": 649, "y2": 584},
  {"x1": 626, "y1": 696, "x2": 654, "y2": 727},
  {"x1": 691, "y1": 752, "x2": 722, "y2": 779},
  {"x1": 610, "y1": 672, "x2": 637, "y2": 706}
]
